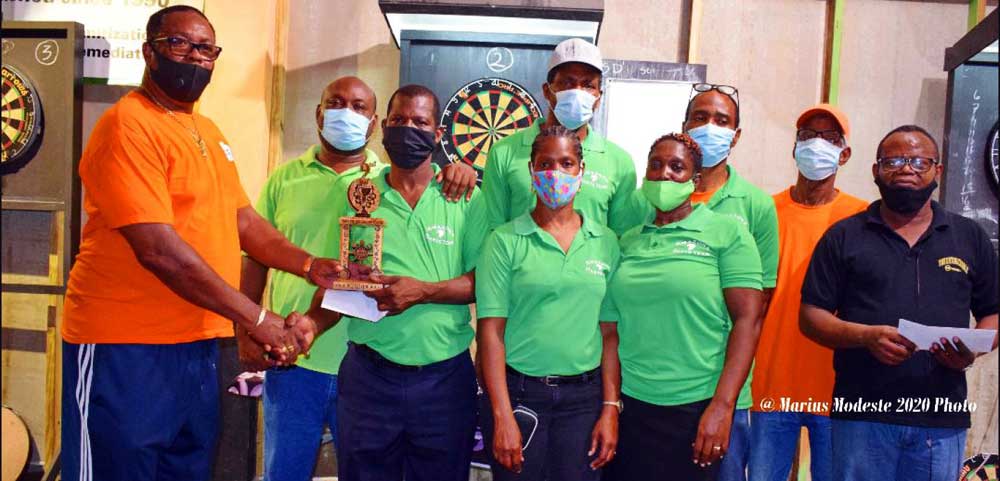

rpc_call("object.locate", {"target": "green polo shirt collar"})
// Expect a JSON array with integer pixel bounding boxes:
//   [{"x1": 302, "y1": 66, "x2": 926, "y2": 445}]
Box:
[
  {"x1": 512, "y1": 211, "x2": 606, "y2": 238},
  {"x1": 518, "y1": 119, "x2": 607, "y2": 154},
  {"x1": 708, "y1": 165, "x2": 749, "y2": 205},
  {"x1": 301, "y1": 144, "x2": 380, "y2": 174},
  {"x1": 642, "y1": 204, "x2": 710, "y2": 233},
  {"x1": 372, "y1": 163, "x2": 443, "y2": 211}
]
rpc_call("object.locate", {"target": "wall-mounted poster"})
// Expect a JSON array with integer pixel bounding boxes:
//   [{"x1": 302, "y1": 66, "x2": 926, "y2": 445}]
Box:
[{"x1": 2, "y1": 0, "x2": 203, "y2": 85}]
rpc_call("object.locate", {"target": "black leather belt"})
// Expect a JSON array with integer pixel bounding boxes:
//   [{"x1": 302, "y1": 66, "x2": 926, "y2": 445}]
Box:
[
  {"x1": 506, "y1": 365, "x2": 601, "y2": 386},
  {"x1": 353, "y1": 343, "x2": 422, "y2": 371}
]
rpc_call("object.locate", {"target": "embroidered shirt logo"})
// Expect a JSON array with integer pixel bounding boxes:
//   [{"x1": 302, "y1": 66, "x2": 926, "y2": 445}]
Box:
[
  {"x1": 219, "y1": 142, "x2": 235, "y2": 161},
  {"x1": 938, "y1": 256, "x2": 968, "y2": 274},
  {"x1": 425, "y1": 225, "x2": 455, "y2": 246},
  {"x1": 581, "y1": 171, "x2": 610, "y2": 190},
  {"x1": 726, "y1": 213, "x2": 748, "y2": 227},
  {"x1": 673, "y1": 239, "x2": 712, "y2": 257},
  {"x1": 585, "y1": 259, "x2": 611, "y2": 277}
]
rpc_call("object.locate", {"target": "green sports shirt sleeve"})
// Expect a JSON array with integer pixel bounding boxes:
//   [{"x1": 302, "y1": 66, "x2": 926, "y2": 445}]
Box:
[
  {"x1": 461, "y1": 192, "x2": 489, "y2": 272},
  {"x1": 474, "y1": 229, "x2": 512, "y2": 318},
  {"x1": 598, "y1": 246, "x2": 623, "y2": 322},
  {"x1": 719, "y1": 221, "x2": 764, "y2": 290},
  {"x1": 482, "y1": 144, "x2": 512, "y2": 231},
  {"x1": 752, "y1": 194, "x2": 779, "y2": 288},
  {"x1": 606, "y1": 147, "x2": 638, "y2": 236},
  {"x1": 254, "y1": 173, "x2": 278, "y2": 225}
]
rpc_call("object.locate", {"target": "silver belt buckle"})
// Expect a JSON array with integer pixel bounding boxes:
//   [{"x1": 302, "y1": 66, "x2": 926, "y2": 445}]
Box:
[{"x1": 543, "y1": 376, "x2": 559, "y2": 386}]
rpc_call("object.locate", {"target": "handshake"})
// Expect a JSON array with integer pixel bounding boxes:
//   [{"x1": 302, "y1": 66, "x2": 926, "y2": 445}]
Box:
[
  {"x1": 236, "y1": 257, "x2": 351, "y2": 371},
  {"x1": 236, "y1": 308, "x2": 322, "y2": 371}
]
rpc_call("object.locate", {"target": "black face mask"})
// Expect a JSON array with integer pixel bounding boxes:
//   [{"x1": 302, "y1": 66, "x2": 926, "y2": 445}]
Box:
[
  {"x1": 149, "y1": 49, "x2": 213, "y2": 103},
  {"x1": 382, "y1": 126, "x2": 436, "y2": 169},
  {"x1": 875, "y1": 177, "x2": 937, "y2": 214}
]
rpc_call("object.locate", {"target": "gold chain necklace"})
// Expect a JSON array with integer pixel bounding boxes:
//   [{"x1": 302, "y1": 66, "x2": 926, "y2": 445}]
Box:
[{"x1": 141, "y1": 89, "x2": 209, "y2": 159}]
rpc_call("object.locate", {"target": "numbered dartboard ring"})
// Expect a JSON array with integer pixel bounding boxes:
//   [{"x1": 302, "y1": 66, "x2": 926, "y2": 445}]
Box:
[
  {"x1": 440, "y1": 78, "x2": 541, "y2": 171},
  {"x1": 986, "y1": 121, "x2": 999, "y2": 197},
  {"x1": 1, "y1": 65, "x2": 44, "y2": 176}
]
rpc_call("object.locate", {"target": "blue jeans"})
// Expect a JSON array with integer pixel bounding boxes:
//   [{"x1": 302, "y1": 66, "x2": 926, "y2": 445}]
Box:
[
  {"x1": 337, "y1": 343, "x2": 477, "y2": 481},
  {"x1": 748, "y1": 411, "x2": 831, "y2": 481},
  {"x1": 62, "y1": 340, "x2": 219, "y2": 481},
  {"x1": 480, "y1": 367, "x2": 603, "y2": 480},
  {"x1": 263, "y1": 366, "x2": 339, "y2": 481},
  {"x1": 718, "y1": 408, "x2": 750, "y2": 481},
  {"x1": 831, "y1": 419, "x2": 966, "y2": 481}
]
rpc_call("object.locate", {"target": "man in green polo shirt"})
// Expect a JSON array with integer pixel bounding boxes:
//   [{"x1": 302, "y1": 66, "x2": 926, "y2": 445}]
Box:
[
  {"x1": 236, "y1": 77, "x2": 477, "y2": 481},
  {"x1": 482, "y1": 38, "x2": 637, "y2": 235},
  {"x1": 333, "y1": 84, "x2": 487, "y2": 481},
  {"x1": 682, "y1": 84, "x2": 778, "y2": 481}
]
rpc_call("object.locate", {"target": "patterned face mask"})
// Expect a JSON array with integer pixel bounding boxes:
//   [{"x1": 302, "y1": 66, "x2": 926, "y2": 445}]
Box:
[{"x1": 530, "y1": 168, "x2": 583, "y2": 209}]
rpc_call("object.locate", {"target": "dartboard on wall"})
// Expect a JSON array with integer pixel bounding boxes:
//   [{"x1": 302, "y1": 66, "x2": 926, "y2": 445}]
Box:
[
  {"x1": 1, "y1": 64, "x2": 44, "y2": 176},
  {"x1": 987, "y1": 121, "x2": 999, "y2": 197},
  {"x1": 440, "y1": 78, "x2": 542, "y2": 170}
]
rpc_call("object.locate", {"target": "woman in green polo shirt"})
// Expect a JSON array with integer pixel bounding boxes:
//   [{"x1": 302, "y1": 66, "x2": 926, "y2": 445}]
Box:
[
  {"x1": 602, "y1": 133, "x2": 763, "y2": 481},
  {"x1": 476, "y1": 125, "x2": 622, "y2": 480}
]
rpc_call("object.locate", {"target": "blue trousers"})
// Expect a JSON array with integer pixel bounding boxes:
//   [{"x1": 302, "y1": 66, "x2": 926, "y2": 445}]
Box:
[
  {"x1": 336, "y1": 343, "x2": 477, "y2": 481},
  {"x1": 480, "y1": 368, "x2": 603, "y2": 480},
  {"x1": 718, "y1": 408, "x2": 750, "y2": 481},
  {"x1": 61, "y1": 340, "x2": 219, "y2": 481},
  {"x1": 748, "y1": 411, "x2": 831, "y2": 481},
  {"x1": 831, "y1": 419, "x2": 966, "y2": 481},
  {"x1": 263, "y1": 366, "x2": 339, "y2": 481}
]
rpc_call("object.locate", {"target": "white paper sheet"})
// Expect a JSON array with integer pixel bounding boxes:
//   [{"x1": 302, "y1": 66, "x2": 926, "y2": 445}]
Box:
[
  {"x1": 321, "y1": 289, "x2": 387, "y2": 323},
  {"x1": 897, "y1": 319, "x2": 997, "y2": 353}
]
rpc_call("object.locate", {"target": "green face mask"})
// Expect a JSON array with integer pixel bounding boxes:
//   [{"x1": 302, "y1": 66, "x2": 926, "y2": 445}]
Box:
[{"x1": 641, "y1": 179, "x2": 695, "y2": 212}]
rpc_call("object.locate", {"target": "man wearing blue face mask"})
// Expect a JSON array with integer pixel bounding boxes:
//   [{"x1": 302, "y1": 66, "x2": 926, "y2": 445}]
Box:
[
  {"x1": 235, "y1": 77, "x2": 478, "y2": 481},
  {"x1": 482, "y1": 38, "x2": 637, "y2": 236},
  {"x1": 682, "y1": 84, "x2": 779, "y2": 481},
  {"x1": 748, "y1": 104, "x2": 866, "y2": 481}
]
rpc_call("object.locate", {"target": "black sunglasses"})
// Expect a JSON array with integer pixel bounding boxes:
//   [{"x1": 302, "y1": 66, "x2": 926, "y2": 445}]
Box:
[{"x1": 690, "y1": 83, "x2": 740, "y2": 107}]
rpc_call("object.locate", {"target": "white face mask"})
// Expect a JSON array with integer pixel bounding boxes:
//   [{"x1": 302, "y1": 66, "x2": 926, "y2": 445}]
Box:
[{"x1": 794, "y1": 137, "x2": 844, "y2": 181}]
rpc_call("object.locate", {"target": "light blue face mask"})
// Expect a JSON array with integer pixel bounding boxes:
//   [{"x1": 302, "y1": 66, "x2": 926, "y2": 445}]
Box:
[
  {"x1": 794, "y1": 137, "x2": 844, "y2": 181},
  {"x1": 321, "y1": 108, "x2": 371, "y2": 152},
  {"x1": 553, "y1": 89, "x2": 598, "y2": 130},
  {"x1": 687, "y1": 123, "x2": 737, "y2": 168}
]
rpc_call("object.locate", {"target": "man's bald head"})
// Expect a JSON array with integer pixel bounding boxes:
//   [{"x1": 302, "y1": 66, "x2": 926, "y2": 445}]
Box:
[
  {"x1": 319, "y1": 76, "x2": 377, "y2": 116},
  {"x1": 315, "y1": 76, "x2": 378, "y2": 154}
]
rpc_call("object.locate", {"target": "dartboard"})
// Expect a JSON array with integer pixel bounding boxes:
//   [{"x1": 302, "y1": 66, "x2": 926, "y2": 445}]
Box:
[
  {"x1": 440, "y1": 78, "x2": 541, "y2": 170},
  {"x1": 986, "y1": 121, "x2": 999, "y2": 196},
  {"x1": 1, "y1": 65, "x2": 43, "y2": 176}
]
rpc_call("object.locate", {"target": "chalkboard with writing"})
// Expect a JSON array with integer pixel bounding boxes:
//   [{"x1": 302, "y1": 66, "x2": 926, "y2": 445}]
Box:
[{"x1": 941, "y1": 62, "x2": 999, "y2": 251}]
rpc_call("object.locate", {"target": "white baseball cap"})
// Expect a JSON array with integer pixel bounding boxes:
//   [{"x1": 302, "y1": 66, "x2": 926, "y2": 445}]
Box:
[{"x1": 548, "y1": 38, "x2": 603, "y2": 75}]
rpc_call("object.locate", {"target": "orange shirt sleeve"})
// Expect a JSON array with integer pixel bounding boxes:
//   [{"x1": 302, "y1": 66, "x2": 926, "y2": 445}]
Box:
[{"x1": 79, "y1": 110, "x2": 173, "y2": 229}]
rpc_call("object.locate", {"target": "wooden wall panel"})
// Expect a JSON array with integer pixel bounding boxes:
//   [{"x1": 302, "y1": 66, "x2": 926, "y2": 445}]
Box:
[
  {"x1": 599, "y1": 0, "x2": 688, "y2": 63},
  {"x1": 696, "y1": 0, "x2": 827, "y2": 196},
  {"x1": 837, "y1": 1, "x2": 989, "y2": 202},
  {"x1": 282, "y1": 0, "x2": 399, "y2": 171}
]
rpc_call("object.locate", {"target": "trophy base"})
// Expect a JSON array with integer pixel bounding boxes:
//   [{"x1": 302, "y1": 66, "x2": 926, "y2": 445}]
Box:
[{"x1": 331, "y1": 280, "x2": 383, "y2": 291}]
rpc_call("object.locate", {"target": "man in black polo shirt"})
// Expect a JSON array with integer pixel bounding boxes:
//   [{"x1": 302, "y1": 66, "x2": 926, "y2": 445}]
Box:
[{"x1": 799, "y1": 124, "x2": 998, "y2": 481}]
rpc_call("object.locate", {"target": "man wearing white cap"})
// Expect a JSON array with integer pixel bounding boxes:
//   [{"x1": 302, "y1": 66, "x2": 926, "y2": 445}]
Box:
[{"x1": 482, "y1": 37, "x2": 637, "y2": 235}]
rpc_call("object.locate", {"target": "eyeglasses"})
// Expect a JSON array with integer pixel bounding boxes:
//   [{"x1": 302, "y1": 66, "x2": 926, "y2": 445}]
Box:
[
  {"x1": 876, "y1": 156, "x2": 938, "y2": 173},
  {"x1": 797, "y1": 128, "x2": 844, "y2": 144},
  {"x1": 150, "y1": 36, "x2": 222, "y2": 60},
  {"x1": 691, "y1": 83, "x2": 740, "y2": 107}
]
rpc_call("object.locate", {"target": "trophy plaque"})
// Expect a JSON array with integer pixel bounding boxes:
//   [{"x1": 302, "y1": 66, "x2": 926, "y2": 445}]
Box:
[{"x1": 333, "y1": 163, "x2": 385, "y2": 290}]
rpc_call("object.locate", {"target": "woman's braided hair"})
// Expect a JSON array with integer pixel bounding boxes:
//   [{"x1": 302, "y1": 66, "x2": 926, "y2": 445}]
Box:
[
  {"x1": 530, "y1": 124, "x2": 584, "y2": 165},
  {"x1": 649, "y1": 132, "x2": 704, "y2": 171}
]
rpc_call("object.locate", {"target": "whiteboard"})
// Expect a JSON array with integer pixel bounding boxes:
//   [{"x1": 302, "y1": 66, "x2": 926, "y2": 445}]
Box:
[{"x1": 601, "y1": 79, "x2": 695, "y2": 186}]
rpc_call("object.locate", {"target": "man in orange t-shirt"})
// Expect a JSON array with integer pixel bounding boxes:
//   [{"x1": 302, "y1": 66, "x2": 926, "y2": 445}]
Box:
[
  {"x1": 748, "y1": 104, "x2": 867, "y2": 481},
  {"x1": 60, "y1": 6, "x2": 343, "y2": 481}
]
